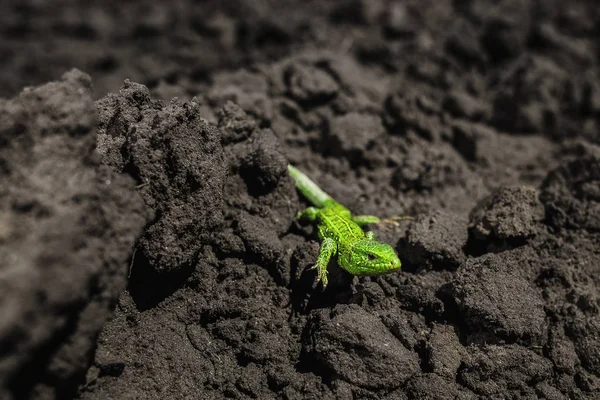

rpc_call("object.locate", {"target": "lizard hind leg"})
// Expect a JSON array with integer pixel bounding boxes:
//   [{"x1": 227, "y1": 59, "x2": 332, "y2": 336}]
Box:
[
  {"x1": 353, "y1": 214, "x2": 414, "y2": 227},
  {"x1": 381, "y1": 215, "x2": 413, "y2": 226},
  {"x1": 309, "y1": 237, "x2": 336, "y2": 289},
  {"x1": 297, "y1": 207, "x2": 320, "y2": 222},
  {"x1": 351, "y1": 215, "x2": 381, "y2": 226}
]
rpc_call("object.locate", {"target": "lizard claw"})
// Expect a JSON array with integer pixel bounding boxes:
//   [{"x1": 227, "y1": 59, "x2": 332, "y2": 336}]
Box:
[
  {"x1": 315, "y1": 273, "x2": 328, "y2": 290},
  {"x1": 308, "y1": 263, "x2": 328, "y2": 289},
  {"x1": 379, "y1": 215, "x2": 413, "y2": 229},
  {"x1": 309, "y1": 264, "x2": 328, "y2": 289},
  {"x1": 385, "y1": 215, "x2": 414, "y2": 223}
]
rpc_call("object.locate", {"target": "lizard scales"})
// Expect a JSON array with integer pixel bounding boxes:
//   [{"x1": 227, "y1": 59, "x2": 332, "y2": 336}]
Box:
[{"x1": 288, "y1": 164, "x2": 402, "y2": 287}]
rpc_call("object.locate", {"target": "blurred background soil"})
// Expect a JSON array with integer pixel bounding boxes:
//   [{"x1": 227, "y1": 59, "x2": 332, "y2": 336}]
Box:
[{"x1": 1, "y1": 1, "x2": 599, "y2": 399}]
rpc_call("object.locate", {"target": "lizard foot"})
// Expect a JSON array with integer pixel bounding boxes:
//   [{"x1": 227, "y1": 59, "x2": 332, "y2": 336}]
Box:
[
  {"x1": 379, "y1": 215, "x2": 413, "y2": 230},
  {"x1": 309, "y1": 263, "x2": 329, "y2": 289}
]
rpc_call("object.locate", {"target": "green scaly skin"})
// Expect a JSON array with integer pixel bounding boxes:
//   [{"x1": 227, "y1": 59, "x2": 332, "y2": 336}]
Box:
[{"x1": 288, "y1": 165, "x2": 402, "y2": 288}]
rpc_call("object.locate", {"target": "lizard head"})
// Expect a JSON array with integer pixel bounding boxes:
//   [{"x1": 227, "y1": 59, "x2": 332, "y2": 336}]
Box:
[{"x1": 348, "y1": 239, "x2": 401, "y2": 275}]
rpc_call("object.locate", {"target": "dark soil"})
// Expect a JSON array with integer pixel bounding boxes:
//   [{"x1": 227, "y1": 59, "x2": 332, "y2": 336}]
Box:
[{"x1": 1, "y1": 1, "x2": 599, "y2": 399}]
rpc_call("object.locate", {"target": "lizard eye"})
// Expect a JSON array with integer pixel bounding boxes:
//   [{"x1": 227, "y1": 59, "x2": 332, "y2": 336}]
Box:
[{"x1": 367, "y1": 254, "x2": 376, "y2": 261}]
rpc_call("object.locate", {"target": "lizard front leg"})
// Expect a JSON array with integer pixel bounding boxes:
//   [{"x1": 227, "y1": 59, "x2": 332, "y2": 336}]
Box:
[{"x1": 310, "y1": 237, "x2": 336, "y2": 288}]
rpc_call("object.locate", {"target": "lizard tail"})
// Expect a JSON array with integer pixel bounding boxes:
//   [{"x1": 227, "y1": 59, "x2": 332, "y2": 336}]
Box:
[{"x1": 288, "y1": 164, "x2": 332, "y2": 207}]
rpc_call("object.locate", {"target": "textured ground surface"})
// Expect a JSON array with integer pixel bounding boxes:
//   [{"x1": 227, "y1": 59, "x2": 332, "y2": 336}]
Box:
[{"x1": 1, "y1": 1, "x2": 600, "y2": 399}]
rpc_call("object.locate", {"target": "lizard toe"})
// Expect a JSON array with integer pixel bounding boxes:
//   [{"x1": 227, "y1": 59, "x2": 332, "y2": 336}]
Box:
[{"x1": 319, "y1": 271, "x2": 328, "y2": 288}]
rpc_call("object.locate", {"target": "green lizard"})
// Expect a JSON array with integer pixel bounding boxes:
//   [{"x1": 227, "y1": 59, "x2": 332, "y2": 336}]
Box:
[{"x1": 289, "y1": 164, "x2": 408, "y2": 288}]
